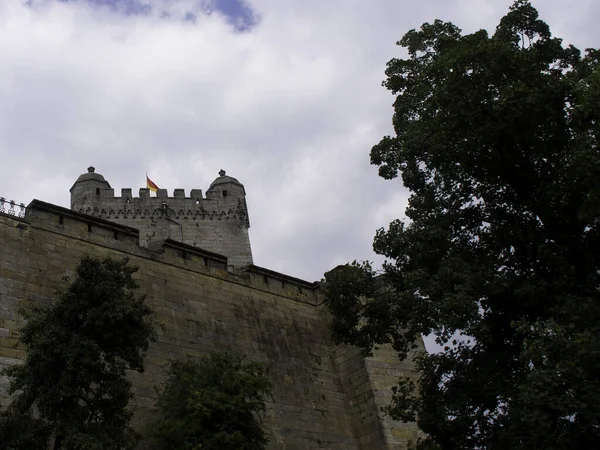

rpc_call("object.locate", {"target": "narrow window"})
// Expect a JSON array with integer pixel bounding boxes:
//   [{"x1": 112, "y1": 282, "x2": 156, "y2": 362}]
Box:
[
  {"x1": 203, "y1": 257, "x2": 209, "y2": 266},
  {"x1": 263, "y1": 275, "x2": 269, "y2": 284},
  {"x1": 113, "y1": 231, "x2": 119, "y2": 240},
  {"x1": 58, "y1": 216, "x2": 64, "y2": 225},
  {"x1": 96, "y1": 188, "x2": 100, "y2": 195},
  {"x1": 222, "y1": 190, "x2": 228, "y2": 197},
  {"x1": 281, "y1": 281, "x2": 285, "y2": 288},
  {"x1": 87, "y1": 223, "x2": 92, "y2": 232},
  {"x1": 298, "y1": 287, "x2": 303, "y2": 294}
]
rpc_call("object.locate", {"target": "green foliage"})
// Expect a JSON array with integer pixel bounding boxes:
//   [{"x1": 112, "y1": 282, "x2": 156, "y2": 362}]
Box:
[
  {"x1": 325, "y1": 1, "x2": 600, "y2": 448},
  {"x1": 0, "y1": 256, "x2": 158, "y2": 450},
  {"x1": 153, "y1": 352, "x2": 273, "y2": 450}
]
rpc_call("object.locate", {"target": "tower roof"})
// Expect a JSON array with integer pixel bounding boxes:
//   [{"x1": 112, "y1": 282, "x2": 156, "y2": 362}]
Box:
[
  {"x1": 208, "y1": 169, "x2": 245, "y2": 191},
  {"x1": 70, "y1": 166, "x2": 111, "y2": 192}
]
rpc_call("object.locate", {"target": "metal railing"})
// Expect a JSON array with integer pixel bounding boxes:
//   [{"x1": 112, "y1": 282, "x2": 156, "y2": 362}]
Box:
[{"x1": 0, "y1": 197, "x2": 27, "y2": 218}]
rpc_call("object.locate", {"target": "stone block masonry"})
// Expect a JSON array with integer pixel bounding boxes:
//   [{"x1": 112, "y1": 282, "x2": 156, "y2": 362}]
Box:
[{"x1": 0, "y1": 198, "x2": 422, "y2": 449}]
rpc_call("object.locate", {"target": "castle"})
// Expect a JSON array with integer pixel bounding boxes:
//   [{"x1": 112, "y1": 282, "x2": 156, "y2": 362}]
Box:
[
  {"x1": 69, "y1": 167, "x2": 253, "y2": 269},
  {"x1": 0, "y1": 168, "x2": 424, "y2": 449}
]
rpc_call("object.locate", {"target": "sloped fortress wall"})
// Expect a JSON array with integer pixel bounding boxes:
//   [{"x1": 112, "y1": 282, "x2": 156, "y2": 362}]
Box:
[
  {"x1": 70, "y1": 167, "x2": 253, "y2": 269},
  {"x1": 0, "y1": 198, "x2": 423, "y2": 449}
]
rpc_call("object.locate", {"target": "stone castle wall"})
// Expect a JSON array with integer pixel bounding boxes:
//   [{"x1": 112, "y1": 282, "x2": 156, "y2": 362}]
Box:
[{"x1": 0, "y1": 202, "x2": 423, "y2": 449}]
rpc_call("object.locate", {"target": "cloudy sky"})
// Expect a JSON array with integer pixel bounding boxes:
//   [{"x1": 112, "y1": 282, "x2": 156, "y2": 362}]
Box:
[{"x1": 1, "y1": 0, "x2": 598, "y2": 283}]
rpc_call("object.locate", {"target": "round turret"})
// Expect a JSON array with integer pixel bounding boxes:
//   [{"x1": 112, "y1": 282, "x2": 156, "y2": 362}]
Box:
[
  {"x1": 70, "y1": 166, "x2": 112, "y2": 210},
  {"x1": 206, "y1": 169, "x2": 246, "y2": 198},
  {"x1": 72, "y1": 166, "x2": 110, "y2": 185}
]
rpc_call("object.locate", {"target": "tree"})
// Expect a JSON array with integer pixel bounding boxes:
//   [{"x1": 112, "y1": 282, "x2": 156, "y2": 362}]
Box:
[
  {"x1": 324, "y1": 1, "x2": 600, "y2": 448},
  {"x1": 153, "y1": 352, "x2": 273, "y2": 450},
  {"x1": 0, "y1": 256, "x2": 158, "y2": 450}
]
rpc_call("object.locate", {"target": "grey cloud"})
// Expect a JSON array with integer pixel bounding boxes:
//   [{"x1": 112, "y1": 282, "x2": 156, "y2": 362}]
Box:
[{"x1": 1, "y1": 0, "x2": 599, "y2": 289}]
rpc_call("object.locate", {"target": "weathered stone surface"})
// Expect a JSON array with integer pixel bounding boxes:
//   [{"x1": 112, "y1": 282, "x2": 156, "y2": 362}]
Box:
[{"x1": 0, "y1": 197, "x2": 423, "y2": 449}]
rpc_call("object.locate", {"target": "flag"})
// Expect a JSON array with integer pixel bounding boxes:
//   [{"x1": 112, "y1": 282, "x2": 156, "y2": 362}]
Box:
[{"x1": 146, "y1": 174, "x2": 159, "y2": 192}]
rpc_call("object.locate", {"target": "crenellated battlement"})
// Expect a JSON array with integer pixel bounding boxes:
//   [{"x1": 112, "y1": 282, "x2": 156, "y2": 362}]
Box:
[
  {"x1": 69, "y1": 167, "x2": 253, "y2": 268},
  {"x1": 101, "y1": 186, "x2": 221, "y2": 201},
  {"x1": 76, "y1": 192, "x2": 250, "y2": 224}
]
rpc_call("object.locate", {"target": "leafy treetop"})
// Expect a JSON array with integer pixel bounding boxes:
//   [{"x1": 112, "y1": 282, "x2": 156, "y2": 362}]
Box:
[
  {"x1": 0, "y1": 256, "x2": 158, "y2": 450},
  {"x1": 153, "y1": 352, "x2": 273, "y2": 450},
  {"x1": 325, "y1": 1, "x2": 600, "y2": 448}
]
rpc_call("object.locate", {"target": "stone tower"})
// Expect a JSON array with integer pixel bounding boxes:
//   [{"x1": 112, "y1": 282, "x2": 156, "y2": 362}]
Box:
[{"x1": 70, "y1": 167, "x2": 253, "y2": 268}]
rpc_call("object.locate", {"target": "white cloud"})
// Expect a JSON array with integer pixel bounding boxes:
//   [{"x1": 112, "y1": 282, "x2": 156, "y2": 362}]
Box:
[{"x1": 0, "y1": 0, "x2": 598, "y2": 282}]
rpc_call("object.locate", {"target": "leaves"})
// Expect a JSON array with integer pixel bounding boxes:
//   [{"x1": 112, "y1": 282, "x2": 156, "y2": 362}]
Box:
[
  {"x1": 325, "y1": 1, "x2": 600, "y2": 448},
  {"x1": 153, "y1": 353, "x2": 273, "y2": 450},
  {"x1": 0, "y1": 256, "x2": 158, "y2": 450}
]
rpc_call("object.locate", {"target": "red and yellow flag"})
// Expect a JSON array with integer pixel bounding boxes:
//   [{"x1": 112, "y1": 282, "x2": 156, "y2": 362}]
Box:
[{"x1": 146, "y1": 175, "x2": 159, "y2": 192}]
